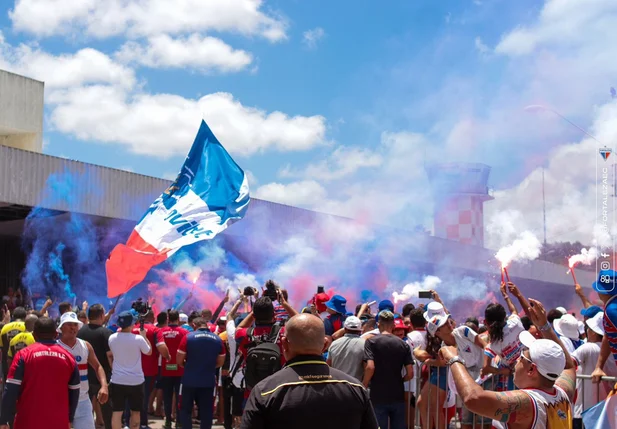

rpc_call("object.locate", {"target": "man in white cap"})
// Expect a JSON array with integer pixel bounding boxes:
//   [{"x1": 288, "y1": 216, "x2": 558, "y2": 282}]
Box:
[
  {"x1": 553, "y1": 314, "x2": 583, "y2": 353},
  {"x1": 57, "y1": 312, "x2": 109, "y2": 429},
  {"x1": 440, "y1": 298, "x2": 576, "y2": 429},
  {"x1": 571, "y1": 311, "x2": 617, "y2": 424},
  {"x1": 327, "y1": 316, "x2": 365, "y2": 381}
]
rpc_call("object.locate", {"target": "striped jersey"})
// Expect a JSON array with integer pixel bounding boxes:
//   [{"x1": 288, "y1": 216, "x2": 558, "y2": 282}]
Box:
[
  {"x1": 603, "y1": 295, "x2": 617, "y2": 363},
  {"x1": 58, "y1": 338, "x2": 90, "y2": 401}
]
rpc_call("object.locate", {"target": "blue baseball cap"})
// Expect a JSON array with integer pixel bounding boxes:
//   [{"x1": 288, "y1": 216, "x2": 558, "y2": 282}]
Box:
[
  {"x1": 117, "y1": 311, "x2": 137, "y2": 329},
  {"x1": 581, "y1": 305, "x2": 602, "y2": 319},
  {"x1": 593, "y1": 270, "x2": 617, "y2": 296},
  {"x1": 378, "y1": 300, "x2": 394, "y2": 312}
]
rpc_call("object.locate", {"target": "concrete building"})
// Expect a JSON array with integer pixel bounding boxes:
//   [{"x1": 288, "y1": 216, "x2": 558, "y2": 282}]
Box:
[
  {"x1": 0, "y1": 70, "x2": 594, "y2": 313},
  {"x1": 0, "y1": 70, "x2": 44, "y2": 152}
]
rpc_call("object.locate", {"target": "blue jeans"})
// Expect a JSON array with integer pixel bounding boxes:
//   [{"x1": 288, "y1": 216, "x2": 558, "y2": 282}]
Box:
[
  {"x1": 162, "y1": 376, "x2": 182, "y2": 423},
  {"x1": 373, "y1": 402, "x2": 406, "y2": 429},
  {"x1": 181, "y1": 386, "x2": 214, "y2": 429}
]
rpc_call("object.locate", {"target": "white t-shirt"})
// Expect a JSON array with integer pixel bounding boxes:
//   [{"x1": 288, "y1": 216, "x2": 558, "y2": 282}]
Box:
[
  {"x1": 226, "y1": 320, "x2": 244, "y2": 389},
  {"x1": 108, "y1": 332, "x2": 151, "y2": 386},
  {"x1": 405, "y1": 329, "x2": 427, "y2": 394},
  {"x1": 572, "y1": 341, "x2": 617, "y2": 417},
  {"x1": 453, "y1": 326, "x2": 483, "y2": 370},
  {"x1": 484, "y1": 314, "x2": 524, "y2": 368}
]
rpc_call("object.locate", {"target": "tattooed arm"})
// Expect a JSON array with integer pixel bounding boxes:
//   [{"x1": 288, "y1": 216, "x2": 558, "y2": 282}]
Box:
[
  {"x1": 554, "y1": 368, "x2": 577, "y2": 403},
  {"x1": 441, "y1": 346, "x2": 534, "y2": 426}
]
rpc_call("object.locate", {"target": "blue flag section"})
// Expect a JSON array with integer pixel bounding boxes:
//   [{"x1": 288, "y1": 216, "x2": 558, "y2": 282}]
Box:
[{"x1": 106, "y1": 119, "x2": 250, "y2": 298}]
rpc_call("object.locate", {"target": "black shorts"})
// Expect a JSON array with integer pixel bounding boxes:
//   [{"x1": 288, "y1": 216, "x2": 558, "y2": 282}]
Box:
[{"x1": 110, "y1": 382, "x2": 144, "y2": 412}]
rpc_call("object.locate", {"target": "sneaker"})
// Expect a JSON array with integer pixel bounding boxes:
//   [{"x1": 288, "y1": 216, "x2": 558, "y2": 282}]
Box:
[
  {"x1": 164, "y1": 421, "x2": 172, "y2": 429},
  {"x1": 175, "y1": 423, "x2": 182, "y2": 429}
]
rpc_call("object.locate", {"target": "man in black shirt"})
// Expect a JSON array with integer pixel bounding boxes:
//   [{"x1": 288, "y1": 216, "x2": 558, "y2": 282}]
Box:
[
  {"x1": 363, "y1": 310, "x2": 413, "y2": 429},
  {"x1": 241, "y1": 314, "x2": 378, "y2": 429},
  {"x1": 77, "y1": 303, "x2": 113, "y2": 429}
]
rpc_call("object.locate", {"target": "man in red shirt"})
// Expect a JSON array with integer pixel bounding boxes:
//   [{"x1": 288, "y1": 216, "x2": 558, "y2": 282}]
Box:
[
  {"x1": 131, "y1": 310, "x2": 159, "y2": 428},
  {"x1": 234, "y1": 295, "x2": 297, "y2": 394},
  {"x1": 0, "y1": 317, "x2": 81, "y2": 429},
  {"x1": 156, "y1": 310, "x2": 188, "y2": 429}
]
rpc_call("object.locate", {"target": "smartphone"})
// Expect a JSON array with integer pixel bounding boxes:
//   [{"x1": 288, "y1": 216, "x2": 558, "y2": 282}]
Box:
[
  {"x1": 317, "y1": 285, "x2": 325, "y2": 294},
  {"x1": 418, "y1": 291, "x2": 433, "y2": 299}
]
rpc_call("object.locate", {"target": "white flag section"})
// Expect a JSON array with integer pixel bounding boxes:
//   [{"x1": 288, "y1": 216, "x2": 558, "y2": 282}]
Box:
[
  {"x1": 106, "y1": 120, "x2": 250, "y2": 298},
  {"x1": 136, "y1": 177, "x2": 249, "y2": 256}
]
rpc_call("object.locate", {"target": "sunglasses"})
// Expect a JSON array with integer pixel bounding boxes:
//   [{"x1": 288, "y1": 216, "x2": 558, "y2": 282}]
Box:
[{"x1": 519, "y1": 348, "x2": 535, "y2": 368}]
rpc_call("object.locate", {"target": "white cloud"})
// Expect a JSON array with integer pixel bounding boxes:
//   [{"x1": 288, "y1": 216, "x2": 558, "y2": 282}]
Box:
[
  {"x1": 116, "y1": 34, "x2": 253, "y2": 73},
  {"x1": 47, "y1": 87, "x2": 327, "y2": 158},
  {"x1": 9, "y1": 0, "x2": 287, "y2": 41},
  {"x1": 254, "y1": 180, "x2": 327, "y2": 207},
  {"x1": 0, "y1": 35, "x2": 135, "y2": 89},
  {"x1": 474, "y1": 37, "x2": 489, "y2": 55},
  {"x1": 281, "y1": 146, "x2": 382, "y2": 181},
  {"x1": 495, "y1": 0, "x2": 617, "y2": 56},
  {"x1": 302, "y1": 27, "x2": 325, "y2": 49}
]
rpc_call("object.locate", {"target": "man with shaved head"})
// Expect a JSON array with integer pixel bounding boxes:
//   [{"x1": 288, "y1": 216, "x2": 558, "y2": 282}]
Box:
[{"x1": 240, "y1": 314, "x2": 378, "y2": 429}]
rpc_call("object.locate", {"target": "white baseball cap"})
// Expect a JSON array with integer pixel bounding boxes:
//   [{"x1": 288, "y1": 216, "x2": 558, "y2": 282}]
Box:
[
  {"x1": 426, "y1": 313, "x2": 451, "y2": 336},
  {"x1": 556, "y1": 307, "x2": 568, "y2": 315},
  {"x1": 179, "y1": 313, "x2": 188, "y2": 323},
  {"x1": 344, "y1": 316, "x2": 362, "y2": 331},
  {"x1": 577, "y1": 321, "x2": 585, "y2": 335},
  {"x1": 586, "y1": 311, "x2": 605, "y2": 336},
  {"x1": 519, "y1": 331, "x2": 565, "y2": 381},
  {"x1": 423, "y1": 302, "x2": 446, "y2": 322},
  {"x1": 58, "y1": 312, "x2": 84, "y2": 331},
  {"x1": 553, "y1": 314, "x2": 580, "y2": 340}
]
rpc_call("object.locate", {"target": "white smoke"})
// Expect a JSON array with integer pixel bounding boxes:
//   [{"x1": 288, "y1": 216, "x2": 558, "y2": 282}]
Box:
[
  {"x1": 495, "y1": 231, "x2": 542, "y2": 267},
  {"x1": 214, "y1": 273, "x2": 259, "y2": 302},
  {"x1": 392, "y1": 275, "x2": 441, "y2": 303},
  {"x1": 593, "y1": 223, "x2": 613, "y2": 249},
  {"x1": 568, "y1": 247, "x2": 598, "y2": 268}
]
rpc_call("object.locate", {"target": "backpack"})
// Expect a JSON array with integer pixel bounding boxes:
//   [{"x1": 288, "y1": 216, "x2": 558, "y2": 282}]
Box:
[{"x1": 242, "y1": 324, "x2": 283, "y2": 389}]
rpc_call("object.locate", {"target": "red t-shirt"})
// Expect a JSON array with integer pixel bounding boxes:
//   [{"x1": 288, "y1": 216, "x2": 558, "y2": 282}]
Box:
[
  {"x1": 235, "y1": 325, "x2": 286, "y2": 365},
  {"x1": 156, "y1": 325, "x2": 188, "y2": 377},
  {"x1": 6, "y1": 342, "x2": 80, "y2": 429},
  {"x1": 131, "y1": 323, "x2": 159, "y2": 377}
]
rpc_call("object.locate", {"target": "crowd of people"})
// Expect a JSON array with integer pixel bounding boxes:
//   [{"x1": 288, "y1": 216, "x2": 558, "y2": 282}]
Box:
[{"x1": 0, "y1": 270, "x2": 616, "y2": 429}]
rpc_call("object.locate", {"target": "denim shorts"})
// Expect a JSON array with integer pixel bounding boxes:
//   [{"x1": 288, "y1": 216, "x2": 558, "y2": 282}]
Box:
[{"x1": 428, "y1": 367, "x2": 448, "y2": 390}]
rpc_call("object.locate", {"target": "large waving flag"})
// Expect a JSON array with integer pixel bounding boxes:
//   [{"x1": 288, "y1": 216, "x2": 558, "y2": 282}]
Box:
[{"x1": 106, "y1": 120, "x2": 250, "y2": 298}]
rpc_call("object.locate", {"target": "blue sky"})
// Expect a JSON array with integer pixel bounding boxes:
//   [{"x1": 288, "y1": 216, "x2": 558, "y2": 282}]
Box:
[{"x1": 1, "y1": 0, "x2": 617, "y2": 246}]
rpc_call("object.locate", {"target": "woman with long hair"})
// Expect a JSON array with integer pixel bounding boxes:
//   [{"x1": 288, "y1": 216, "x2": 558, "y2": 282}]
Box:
[
  {"x1": 415, "y1": 300, "x2": 488, "y2": 429},
  {"x1": 481, "y1": 282, "x2": 531, "y2": 391}
]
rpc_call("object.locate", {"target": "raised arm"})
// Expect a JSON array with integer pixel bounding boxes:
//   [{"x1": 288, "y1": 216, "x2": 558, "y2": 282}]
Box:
[
  {"x1": 507, "y1": 283, "x2": 531, "y2": 317},
  {"x1": 500, "y1": 282, "x2": 518, "y2": 315},
  {"x1": 574, "y1": 283, "x2": 593, "y2": 309},
  {"x1": 527, "y1": 298, "x2": 576, "y2": 401},
  {"x1": 211, "y1": 292, "x2": 229, "y2": 323},
  {"x1": 431, "y1": 290, "x2": 449, "y2": 315},
  {"x1": 277, "y1": 290, "x2": 298, "y2": 318},
  {"x1": 440, "y1": 346, "x2": 534, "y2": 427}
]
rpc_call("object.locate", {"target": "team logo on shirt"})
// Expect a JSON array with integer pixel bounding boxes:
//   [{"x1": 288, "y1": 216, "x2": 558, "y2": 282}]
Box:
[
  {"x1": 75, "y1": 356, "x2": 82, "y2": 362},
  {"x1": 546, "y1": 399, "x2": 571, "y2": 428}
]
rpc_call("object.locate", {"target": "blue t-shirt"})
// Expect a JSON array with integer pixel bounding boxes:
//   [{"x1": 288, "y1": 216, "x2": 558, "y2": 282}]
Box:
[
  {"x1": 177, "y1": 328, "x2": 224, "y2": 388},
  {"x1": 323, "y1": 313, "x2": 346, "y2": 336},
  {"x1": 181, "y1": 323, "x2": 194, "y2": 332}
]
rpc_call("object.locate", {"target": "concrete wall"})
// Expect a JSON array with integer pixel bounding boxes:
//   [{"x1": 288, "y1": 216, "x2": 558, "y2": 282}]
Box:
[{"x1": 0, "y1": 69, "x2": 44, "y2": 152}]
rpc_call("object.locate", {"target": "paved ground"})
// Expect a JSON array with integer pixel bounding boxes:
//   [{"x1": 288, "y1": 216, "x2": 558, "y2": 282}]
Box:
[{"x1": 143, "y1": 416, "x2": 225, "y2": 428}]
